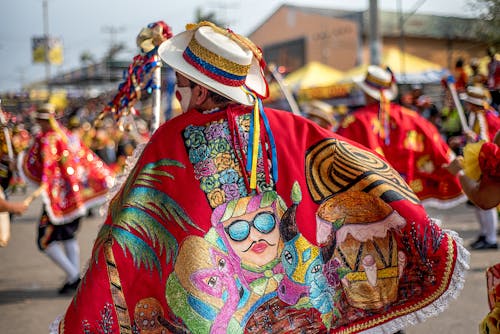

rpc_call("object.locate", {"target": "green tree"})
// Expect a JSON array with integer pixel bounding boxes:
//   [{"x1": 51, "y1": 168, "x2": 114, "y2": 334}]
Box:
[
  {"x1": 194, "y1": 6, "x2": 226, "y2": 27},
  {"x1": 79, "y1": 51, "x2": 96, "y2": 65},
  {"x1": 468, "y1": 0, "x2": 500, "y2": 47}
]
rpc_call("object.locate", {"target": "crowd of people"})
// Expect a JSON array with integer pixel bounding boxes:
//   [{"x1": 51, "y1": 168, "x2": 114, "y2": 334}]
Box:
[{"x1": 0, "y1": 20, "x2": 498, "y2": 334}]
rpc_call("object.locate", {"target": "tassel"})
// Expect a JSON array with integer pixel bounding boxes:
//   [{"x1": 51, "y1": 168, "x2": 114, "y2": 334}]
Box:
[
  {"x1": 379, "y1": 91, "x2": 390, "y2": 145},
  {"x1": 242, "y1": 87, "x2": 278, "y2": 190}
]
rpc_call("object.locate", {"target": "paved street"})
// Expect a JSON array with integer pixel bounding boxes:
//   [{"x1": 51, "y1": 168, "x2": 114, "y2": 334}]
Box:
[{"x1": 0, "y1": 185, "x2": 497, "y2": 333}]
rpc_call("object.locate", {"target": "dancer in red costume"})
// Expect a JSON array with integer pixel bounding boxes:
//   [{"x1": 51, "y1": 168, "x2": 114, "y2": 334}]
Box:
[
  {"x1": 444, "y1": 130, "x2": 500, "y2": 332},
  {"x1": 21, "y1": 103, "x2": 114, "y2": 294},
  {"x1": 448, "y1": 86, "x2": 500, "y2": 250},
  {"x1": 337, "y1": 65, "x2": 466, "y2": 209},
  {"x1": 54, "y1": 23, "x2": 469, "y2": 334}
]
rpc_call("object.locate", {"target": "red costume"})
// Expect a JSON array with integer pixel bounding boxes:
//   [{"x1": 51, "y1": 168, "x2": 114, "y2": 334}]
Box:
[
  {"x1": 22, "y1": 124, "x2": 114, "y2": 224},
  {"x1": 337, "y1": 103, "x2": 465, "y2": 208},
  {"x1": 56, "y1": 105, "x2": 468, "y2": 334}
]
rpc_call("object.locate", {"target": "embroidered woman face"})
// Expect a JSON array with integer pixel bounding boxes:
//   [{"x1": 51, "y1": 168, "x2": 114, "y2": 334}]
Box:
[{"x1": 222, "y1": 207, "x2": 281, "y2": 267}]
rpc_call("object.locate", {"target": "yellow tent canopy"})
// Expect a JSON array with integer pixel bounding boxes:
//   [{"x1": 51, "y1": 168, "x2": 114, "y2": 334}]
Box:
[
  {"x1": 339, "y1": 48, "x2": 445, "y2": 84},
  {"x1": 268, "y1": 61, "x2": 345, "y2": 101},
  {"x1": 465, "y1": 54, "x2": 499, "y2": 77}
]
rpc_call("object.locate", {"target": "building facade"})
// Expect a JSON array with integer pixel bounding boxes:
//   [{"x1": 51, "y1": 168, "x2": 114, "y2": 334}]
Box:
[{"x1": 249, "y1": 5, "x2": 490, "y2": 76}]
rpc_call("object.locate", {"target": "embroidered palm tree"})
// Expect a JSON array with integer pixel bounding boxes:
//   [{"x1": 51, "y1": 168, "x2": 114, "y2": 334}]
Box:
[
  {"x1": 75, "y1": 159, "x2": 204, "y2": 332},
  {"x1": 94, "y1": 158, "x2": 203, "y2": 275}
]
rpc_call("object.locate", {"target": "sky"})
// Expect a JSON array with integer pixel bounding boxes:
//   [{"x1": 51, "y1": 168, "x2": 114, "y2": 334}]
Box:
[{"x1": 0, "y1": 0, "x2": 478, "y2": 93}]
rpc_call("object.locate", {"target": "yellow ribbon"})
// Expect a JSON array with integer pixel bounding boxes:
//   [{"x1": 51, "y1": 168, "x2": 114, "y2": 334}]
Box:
[
  {"x1": 250, "y1": 99, "x2": 260, "y2": 189},
  {"x1": 48, "y1": 117, "x2": 68, "y2": 143}
]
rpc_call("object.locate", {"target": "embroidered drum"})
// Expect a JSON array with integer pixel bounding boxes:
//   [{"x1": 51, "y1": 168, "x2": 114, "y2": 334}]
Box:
[{"x1": 316, "y1": 191, "x2": 407, "y2": 310}]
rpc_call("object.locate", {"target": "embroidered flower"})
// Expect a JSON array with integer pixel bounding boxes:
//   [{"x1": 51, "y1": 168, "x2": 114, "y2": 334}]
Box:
[
  {"x1": 214, "y1": 152, "x2": 235, "y2": 171},
  {"x1": 205, "y1": 121, "x2": 230, "y2": 141},
  {"x1": 200, "y1": 175, "x2": 221, "y2": 193},
  {"x1": 188, "y1": 144, "x2": 210, "y2": 164},
  {"x1": 238, "y1": 115, "x2": 251, "y2": 132},
  {"x1": 194, "y1": 159, "x2": 217, "y2": 179},
  {"x1": 237, "y1": 178, "x2": 247, "y2": 196},
  {"x1": 219, "y1": 168, "x2": 240, "y2": 185},
  {"x1": 256, "y1": 156, "x2": 265, "y2": 172},
  {"x1": 323, "y1": 258, "x2": 342, "y2": 289},
  {"x1": 183, "y1": 125, "x2": 204, "y2": 140},
  {"x1": 185, "y1": 130, "x2": 207, "y2": 149},
  {"x1": 222, "y1": 183, "x2": 240, "y2": 201},
  {"x1": 208, "y1": 138, "x2": 231, "y2": 157},
  {"x1": 208, "y1": 188, "x2": 226, "y2": 208}
]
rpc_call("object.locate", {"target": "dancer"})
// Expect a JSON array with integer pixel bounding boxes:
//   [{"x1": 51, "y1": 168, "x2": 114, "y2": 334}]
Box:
[
  {"x1": 21, "y1": 103, "x2": 114, "y2": 294},
  {"x1": 336, "y1": 65, "x2": 465, "y2": 209},
  {"x1": 55, "y1": 22, "x2": 468, "y2": 334}
]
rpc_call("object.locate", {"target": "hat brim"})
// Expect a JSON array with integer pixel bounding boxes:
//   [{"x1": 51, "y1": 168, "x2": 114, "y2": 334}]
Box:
[
  {"x1": 459, "y1": 93, "x2": 487, "y2": 106},
  {"x1": 158, "y1": 29, "x2": 267, "y2": 106},
  {"x1": 354, "y1": 76, "x2": 397, "y2": 101},
  {"x1": 34, "y1": 113, "x2": 56, "y2": 120}
]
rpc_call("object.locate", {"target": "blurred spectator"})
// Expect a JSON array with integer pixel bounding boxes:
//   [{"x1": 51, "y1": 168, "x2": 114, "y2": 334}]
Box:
[
  {"x1": 301, "y1": 100, "x2": 335, "y2": 130},
  {"x1": 399, "y1": 91, "x2": 414, "y2": 110},
  {"x1": 91, "y1": 118, "x2": 117, "y2": 165},
  {"x1": 469, "y1": 57, "x2": 487, "y2": 87},
  {"x1": 454, "y1": 58, "x2": 468, "y2": 93},
  {"x1": 487, "y1": 47, "x2": 500, "y2": 107},
  {"x1": 410, "y1": 83, "x2": 424, "y2": 110}
]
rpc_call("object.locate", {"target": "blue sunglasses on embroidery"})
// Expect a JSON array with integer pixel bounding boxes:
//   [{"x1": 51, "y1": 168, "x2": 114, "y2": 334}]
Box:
[{"x1": 224, "y1": 212, "x2": 277, "y2": 242}]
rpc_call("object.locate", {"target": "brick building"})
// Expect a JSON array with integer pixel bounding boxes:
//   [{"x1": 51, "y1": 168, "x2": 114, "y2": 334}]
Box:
[{"x1": 249, "y1": 4, "x2": 490, "y2": 76}]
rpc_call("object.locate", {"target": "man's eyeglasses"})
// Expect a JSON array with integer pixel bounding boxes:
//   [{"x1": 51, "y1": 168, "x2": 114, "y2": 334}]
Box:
[{"x1": 224, "y1": 212, "x2": 277, "y2": 242}]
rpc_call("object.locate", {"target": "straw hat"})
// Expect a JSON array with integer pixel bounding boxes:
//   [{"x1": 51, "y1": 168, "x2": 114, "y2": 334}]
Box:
[
  {"x1": 302, "y1": 100, "x2": 334, "y2": 126},
  {"x1": 459, "y1": 85, "x2": 491, "y2": 106},
  {"x1": 34, "y1": 103, "x2": 57, "y2": 120},
  {"x1": 67, "y1": 115, "x2": 81, "y2": 129},
  {"x1": 354, "y1": 65, "x2": 398, "y2": 101},
  {"x1": 158, "y1": 22, "x2": 268, "y2": 106}
]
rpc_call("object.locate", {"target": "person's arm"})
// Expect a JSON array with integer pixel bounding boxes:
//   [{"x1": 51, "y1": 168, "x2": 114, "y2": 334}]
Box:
[
  {"x1": 0, "y1": 197, "x2": 28, "y2": 215},
  {"x1": 444, "y1": 157, "x2": 500, "y2": 210}
]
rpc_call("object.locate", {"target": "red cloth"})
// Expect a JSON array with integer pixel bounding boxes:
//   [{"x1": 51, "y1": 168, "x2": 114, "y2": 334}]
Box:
[
  {"x1": 480, "y1": 142, "x2": 500, "y2": 180},
  {"x1": 22, "y1": 126, "x2": 114, "y2": 224},
  {"x1": 336, "y1": 103, "x2": 464, "y2": 207},
  {"x1": 59, "y1": 105, "x2": 467, "y2": 333}
]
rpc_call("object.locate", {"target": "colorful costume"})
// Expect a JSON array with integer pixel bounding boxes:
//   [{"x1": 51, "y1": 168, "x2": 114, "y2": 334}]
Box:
[
  {"x1": 460, "y1": 86, "x2": 500, "y2": 249},
  {"x1": 57, "y1": 105, "x2": 469, "y2": 334},
  {"x1": 337, "y1": 102, "x2": 465, "y2": 208},
  {"x1": 22, "y1": 124, "x2": 114, "y2": 224},
  {"x1": 467, "y1": 141, "x2": 500, "y2": 333}
]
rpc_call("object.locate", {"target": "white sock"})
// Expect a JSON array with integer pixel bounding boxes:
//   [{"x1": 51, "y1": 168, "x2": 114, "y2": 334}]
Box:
[
  {"x1": 474, "y1": 207, "x2": 488, "y2": 236},
  {"x1": 44, "y1": 242, "x2": 80, "y2": 283},
  {"x1": 63, "y1": 238, "x2": 80, "y2": 277},
  {"x1": 476, "y1": 207, "x2": 498, "y2": 244}
]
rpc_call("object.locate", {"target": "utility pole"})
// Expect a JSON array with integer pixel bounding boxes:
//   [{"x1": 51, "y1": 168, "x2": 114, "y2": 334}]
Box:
[
  {"x1": 368, "y1": 0, "x2": 381, "y2": 66},
  {"x1": 398, "y1": 0, "x2": 427, "y2": 80},
  {"x1": 43, "y1": 0, "x2": 51, "y2": 91}
]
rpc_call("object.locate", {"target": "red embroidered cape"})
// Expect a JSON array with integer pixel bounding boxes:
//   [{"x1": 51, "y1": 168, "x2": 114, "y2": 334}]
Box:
[
  {"x1": 336, "y1": 103, "x2": 465, "y2": 208},
  {"x1": 22, "y1": 127, "x2": 114, "y2": 224},
  {"x1": 57, "y1": 105, "x2": 468, "y2": 334}
]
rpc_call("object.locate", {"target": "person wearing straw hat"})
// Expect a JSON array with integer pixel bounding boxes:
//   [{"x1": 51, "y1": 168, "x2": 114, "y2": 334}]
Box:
[
  {"x1": 20, "y1": 103, "x2": 114, "y2": 295},
  {"x1": 301, "y1": 99, "x2": 336, "y2": 130},
  {"x1": 337, "y1": 65, "x2": 466, "y2": 209},
  {"x1": 56, "y1": 23, "x2": 469, "y2": 334},
  {"x1": 447, "y1": 85, "x2": 500, "y2": 250}
]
